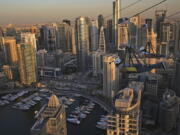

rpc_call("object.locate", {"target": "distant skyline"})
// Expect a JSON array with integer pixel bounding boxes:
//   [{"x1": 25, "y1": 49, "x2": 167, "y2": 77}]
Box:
[{"x1": 0, "y1": 0, "x2": 180, "y2": 25}]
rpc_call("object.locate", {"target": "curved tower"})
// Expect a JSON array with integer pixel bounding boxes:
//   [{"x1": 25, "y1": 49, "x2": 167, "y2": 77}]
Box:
[{"x1": 107, "y1": 82, "x2": 143, "y2": 135}]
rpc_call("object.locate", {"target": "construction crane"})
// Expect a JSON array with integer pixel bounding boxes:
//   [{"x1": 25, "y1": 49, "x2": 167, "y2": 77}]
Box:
[
  {"x1": 115, "y1": 0, "x2": 168, "y2": 73},
  {"x1": 115, "y1": 45, "x2": 167, "y2": 73}
]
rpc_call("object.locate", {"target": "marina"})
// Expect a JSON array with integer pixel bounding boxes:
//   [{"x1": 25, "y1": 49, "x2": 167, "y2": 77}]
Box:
[{"x1": 0, "y1": 89, "x2": 106, "y2": 135}]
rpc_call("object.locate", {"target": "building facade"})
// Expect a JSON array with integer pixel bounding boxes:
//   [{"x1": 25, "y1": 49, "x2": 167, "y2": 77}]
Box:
[
  {"x1": 89, "y1": 19, "x2": 99, "y2": 51},
  {"x1": 99, "y1": 26, "x2": 106, "y2": 53},
  {"x1": 17, "y1": 43, "x2": 36, "y2": 85},
  {"x1": 75, "y1": 17, "x2": 90, "y2": 72},
  {"x1": 103, "y1": 54, "x2": 120, "y2": 99},
  {"x1": 31, "y1": 94, "x2": 67, "y2": 135},
  {"x1": 92, "y1": 50, "x2": 105, "y2": 76},
  {"x1": 107, "y1": 82, "x2": 143, "y2": 135},
  {"x1": 2, "y1": 37, "x2": 18, "y2": 65},
  {"x1": 113, "y1": 0, "x2": 121, "y2": 48},
  {"x1": 56, "y1": 23, "x2": 72, "y2": 52},
  {"x1": 158, "y1": 90, "x2": 179, "y2": 132}
]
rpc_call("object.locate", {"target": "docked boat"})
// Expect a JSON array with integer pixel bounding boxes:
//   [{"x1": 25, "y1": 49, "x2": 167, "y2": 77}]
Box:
[
  {"x1": 67, "y1": 118, "x2": 80, "y2": 124},
  {"x1": 96, "y1": 124, "x2": 107, "y2": 130},
  {"x1": 69, "y1": 114, "x2": 78, "y2": 118},
  {"x1": 0, "y1": 101, "x2": 5, "y2": 106},
  {"x1": 79, "y1": 113, "x2": 87, "y2": 119},
  {"x1": 3, "y1": 100, "x2": 10, "y2": 104},
  {"x1": 83, "y1": 111, "x2": 90, "y2": 114}
]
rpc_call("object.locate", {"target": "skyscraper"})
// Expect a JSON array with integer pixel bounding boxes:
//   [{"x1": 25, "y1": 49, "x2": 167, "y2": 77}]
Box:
[
  {"x1": 107, "y1": 82, "x2": 143, "y2": 135},
  {"x1": 40, "y1": 25, "x2": 57, "y2": 51},
  {"x1": 21, "y1": 33, "x2": 37, "y2": 50},
  {"x1": 103, "y1": 54, "x2": 120, "y2": 99},
  {"x1": 129, "y1": 15, "x2": 141, "y2": 49},
  {"x1": 56, "y1": 23, "x2": 72, "y2": 52},
  {"x1": 155, "y1": 10, "x2": 166, "y2": 42},
  {"x1": 89, "y1": 19, "x2": 99, "y2": 51},
  {"x1": 145, "y1": 19, "x2": 157, "y2": 54},
  {"x1": 117, "y1": 19, "x2": 129, "y2": 49},
  {"x1": 31, "y1": 94, "x2": 67, "y2": 135},
  {"x1": 159, "y1": 22, "x2": 171, "y2": 56},
  {"x1": 92, "y1": 50, "x2": 105, "y2": 77},
  {"x1": 107, "y1": 19, "x2": 113, "y2": 45},
  {"x1": 71, "y1": 26, "x2": 77, "y2": 55},
  {"x1": 75, "y1": 16, "x2": 90, "y2": 72},
  {"x1": 113, "y1": 0, "x2": 121, "y2": 48},
  {"x1": 3, "y1": 37, "x2": 18, "y2": 65},
  {"x1": 99, "y1": 26, "x2": 106, "y2": 53},
  {"x1": 17, "y1": 43, "x2": 36, "y2": 85},
  {"x1": 98, "y1": 15, "x2": 104, "y2": 30}
]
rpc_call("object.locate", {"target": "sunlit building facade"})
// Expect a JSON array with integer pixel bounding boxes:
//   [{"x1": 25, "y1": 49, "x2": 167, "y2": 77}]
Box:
[
  {"x1": 31, "y1": 94, "x2": 67, "y2": 135},
  {"x1": 17, "y1": 43, "x2": 36, "y2": 85},
  {"x1": 3, "y1": 37, "x2": 18, "y2": 65},
  {"x1": 21, "y1": 33, "x2": 37, "y2": 50},
  {"x1": 103, "y1": 54, "x2": 120, "y2": 99},
  {"x1": 107, "y1": 82, "x2": 143, "y2": 135}
]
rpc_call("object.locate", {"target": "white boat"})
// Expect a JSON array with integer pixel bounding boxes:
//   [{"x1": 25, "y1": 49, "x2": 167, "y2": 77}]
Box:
[
  {"x1": 96, "y1": 124, "x2": 107, "y2": 130},
  {"x1": 0, "y1": 101, "x2": 5, "y2": 106},
  {"x1": 97, "y1": 121, "x2": 107, "y2": 126},
  {"x1": 67, "y1": 118, "x2": 80, "y2": 124},
  {"x1": 83, "y1": 111, "x2": 90, "y2": 114},
  {"x1": 69, "y1": 114, "x2": 78, "y2": 118},
  {"x1": 3, "y1": 100, "x2": 10, "y2": 104},
  {"x1": 12, "y1": 105, "x2": 18, "y2": 109},
  {"x1": 79, "y1": 113, "x2": 87, "y2": 119},
  {"x1": 69, "y1": 98, "x2": 75, "y2": 102}
]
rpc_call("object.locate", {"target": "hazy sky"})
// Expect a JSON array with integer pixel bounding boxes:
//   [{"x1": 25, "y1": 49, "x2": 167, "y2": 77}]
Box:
[{"x1": 0, "y1": 0, "x2": 179, "y2": 25}]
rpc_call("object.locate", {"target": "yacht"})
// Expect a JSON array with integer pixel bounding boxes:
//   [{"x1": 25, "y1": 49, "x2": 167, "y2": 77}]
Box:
[
  {"x1": 69, "y1": 114, "x2": 78, "y2": 118},
  {"x1": 96, "y1": 124, "x2": 107, "y2": 130},
  {"x1": 83, "y1": 111, "x2": 90, "y2": 114},
  {"x1": 79, "y1": 113, "x2": 87, "y2": 119},
  {"x1": 67, "y1": 118, "x2": 80, "y2": 124}
]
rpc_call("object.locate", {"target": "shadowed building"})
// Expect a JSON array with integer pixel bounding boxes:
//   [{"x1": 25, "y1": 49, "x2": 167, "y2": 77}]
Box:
[
  {"x1": 158, "y1": 90, "x2": 179, "y2": 132},
  {"x1": 40, "y1": 25, "x2": 57, "y2": 52},
  {"x1": 99, "y1": 26, "x2": 106, "y2": 53},
  {"x1": 89, "y1": 19, "x2": 99, "y2": 51},
  {"x1": 56, "y1": 23, "x2": 72, "y2": 52},
  {"x1": 113, "y1": 0, "x2": 121, "y2": 48},
  {"x1": 92, "y1": 50, "x2": 105, "y2": 77},
  {"x1": 155, "y1": 10, "x2": 166, "y2": 43},
  {"x1": 31, "y1": 94, "x2": 67, "y2": 135}
]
